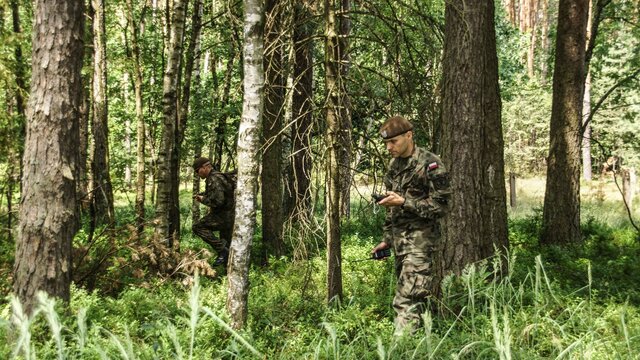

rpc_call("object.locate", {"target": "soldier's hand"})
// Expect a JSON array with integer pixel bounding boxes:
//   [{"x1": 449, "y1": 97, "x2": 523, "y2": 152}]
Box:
[
  {"x1": 193, "y1": 195, "x2": 203, "y2": 203},
  {"x1": 371, "y1": 241, "x2": 390, "y2": 259},
  {"x1": 378, "y1": 191, "x2": 405, "y2": 207}
]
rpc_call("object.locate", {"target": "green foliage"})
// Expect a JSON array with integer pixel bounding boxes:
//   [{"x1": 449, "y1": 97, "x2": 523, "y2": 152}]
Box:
[
  {"x1": 589, "y1": 4, "x2": 640, "y2": 168},
  {"x1": 3, "y1": 210, "x2": 640, "y2": 359},
  {"x1": 502, "y1": 82, "x2": 552, "y2": 175}
]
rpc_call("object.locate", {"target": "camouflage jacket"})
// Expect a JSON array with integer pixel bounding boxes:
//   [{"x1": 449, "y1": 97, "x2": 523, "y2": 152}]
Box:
[
  {"x1": 383, "y1": 146, "x2": 451, "y2": 255},
  {"x1": 201, "y1": 171, "x2": 235, "y2": 211}
]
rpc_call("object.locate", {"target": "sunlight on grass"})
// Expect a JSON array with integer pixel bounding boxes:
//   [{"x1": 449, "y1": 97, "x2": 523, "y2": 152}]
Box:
[{"x1": 1, "y1": 176, "x2": 638, "y2": 359}]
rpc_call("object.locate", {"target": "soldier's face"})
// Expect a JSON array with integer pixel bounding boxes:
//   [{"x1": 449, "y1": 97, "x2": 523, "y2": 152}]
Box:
[
  {"x1": 384, "y1": 131, "x2": 414, "y2": 158},
  {"x1": 196, "y1": 163, "x2": 211, "y2": 179}
]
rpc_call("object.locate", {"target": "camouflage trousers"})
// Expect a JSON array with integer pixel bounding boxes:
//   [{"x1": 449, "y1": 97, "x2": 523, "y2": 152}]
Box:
[
  {"x1": 192, "y1": 210, "x2": 234, "y2": 253},
  {"x1": 393, "y1": 251, "x2": 437, "y2": 335}
]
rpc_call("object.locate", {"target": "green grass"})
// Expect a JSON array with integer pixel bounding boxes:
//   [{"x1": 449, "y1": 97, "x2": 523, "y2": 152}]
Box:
[{"x1": 1, "y1": 177, "x2": 639, "y2": 358}]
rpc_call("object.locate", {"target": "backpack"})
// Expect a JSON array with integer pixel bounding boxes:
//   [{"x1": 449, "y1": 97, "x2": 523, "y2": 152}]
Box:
[{"x1": 218, "y1": 170, "x2": 237, "y2": 210}]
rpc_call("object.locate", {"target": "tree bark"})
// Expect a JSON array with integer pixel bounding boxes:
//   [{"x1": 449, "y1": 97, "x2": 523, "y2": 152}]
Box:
[
  {"x1": 289, "y1": 0, "x2": 315, "y2": 221},
  {"x1": 14, "y1": 0, "x2": 84, "y2": 314},
  {"x1": 540, "y1": 0, "x2": 551, "y2": 81},
  {"x1": 155, "y1": 0, "x2": 188, "y2": 247},
  {"x1": 622, "y1": 168, "x2": 635, "y2": 212},
  {"x1": 527, "y1": 3, "x2": 538, "y2": 78},
  {"x1": 338, "y1": 0, "x2": 352, "y2": 219},
  {"x1": 126, "y1": 0, "x2": 147, "y2": 237},
  {"x1": 582, "y1": 1, "x2": 593, "y2": 181},
  {"x1": 441, "y1": 0, "x2": 508, "y2": 277},
  {"x1": 325, "y1": 0, "x2": 343, "y2": 304},
  {"x1": 261, "y1": 0, "x2": 286, "y2": 261},
  {"x1": 179, "y1": 0, "x2": 203, "y2": 143},
  {"x1": 124, "y1": 72, "x2": 132, "y2": 188},
  {"x1": 541, "y1": 0, "x2": 589, "y2": 245},
  {"x1": 91, "y1": 0, "x2": 115, "y2": 226},
  {"x1": 582, "y1": 71, "x2": 592, "y2": 180},
  {"x1": 227, "y1": 0, "x2": 264, "y2": 330},
  {"x1": 186, "y1": 0, "x2": 204, "y2": 223}
]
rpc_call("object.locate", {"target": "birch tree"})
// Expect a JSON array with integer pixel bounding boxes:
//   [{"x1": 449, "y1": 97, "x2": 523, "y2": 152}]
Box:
[
  {"x1": 227, "y1": 0, "x2": 264, "y2": 330},
  {"x1": 155, "y1": 0, "x2": 188, "y2": 246}
]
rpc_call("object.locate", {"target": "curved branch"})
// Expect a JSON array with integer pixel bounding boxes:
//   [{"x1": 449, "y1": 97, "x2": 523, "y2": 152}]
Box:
[{"x1": 582, "y1": 67, "x2": 640, "y2": 133}]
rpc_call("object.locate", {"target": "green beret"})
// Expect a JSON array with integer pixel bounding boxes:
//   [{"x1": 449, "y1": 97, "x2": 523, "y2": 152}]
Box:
[{"x1": 380, "y1": 116, "x2": 413, "y2": 139}]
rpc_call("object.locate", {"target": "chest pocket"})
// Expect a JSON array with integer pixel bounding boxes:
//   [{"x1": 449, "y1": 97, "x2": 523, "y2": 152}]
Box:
[{"x1": 402, "y1": 165, "x2": 429, "y2": 199}]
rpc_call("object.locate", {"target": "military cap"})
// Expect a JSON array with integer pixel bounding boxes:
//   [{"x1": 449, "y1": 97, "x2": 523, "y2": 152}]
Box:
[
  {"x1": 192, "y1": 157, "x2": 211, "y2": 171},
  {"x1": 380, "y1": 116, "x2": 413, "y2": 139}
]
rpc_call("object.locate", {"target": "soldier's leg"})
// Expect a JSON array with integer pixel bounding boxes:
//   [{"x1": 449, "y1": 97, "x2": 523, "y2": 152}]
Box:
[
  {"x1": 392, "y1": 252, "x2": 435, "y2": 335},
  {"x1": 192, "y1": 214, "x2": 226, "y2": 252}
]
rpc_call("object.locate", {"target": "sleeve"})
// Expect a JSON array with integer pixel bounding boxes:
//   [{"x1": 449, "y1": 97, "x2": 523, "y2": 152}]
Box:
[
  {"x1": 201, "y1": 173, "x2": 227, "y2": 209},
  {"x1": 401, "y1": 160, "x2": 451, "y2": 219}
]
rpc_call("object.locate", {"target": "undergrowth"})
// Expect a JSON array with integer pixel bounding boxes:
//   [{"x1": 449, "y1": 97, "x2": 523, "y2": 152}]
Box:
[
  {"x1": 1, "y1": 188, "x2": 639, "y2": 358},
  {"x1": 1, "y1": 212, "x2": 640, "y2": 359}
]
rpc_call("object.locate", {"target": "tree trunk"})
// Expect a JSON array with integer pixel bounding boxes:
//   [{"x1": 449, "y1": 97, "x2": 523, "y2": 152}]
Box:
[
  {"x1": 290, "y1": 0, "x2": 315, "y2": 221},
  {"x1": 126, "y1": 0, "x2": 147, "y2": 237},
  {"x1": 527, "y1": 23, "x2": 537, "y2": 78},
  {"x1": 262, "y1": 0, "x2": 286, "y2": 261},
  {"x1": 441, "y1": 0, "x2": 508, "y2": 277},
  {"x1": 325, "y1": 0, "x2": 343, "y2": 304},
  {"x1": 541, "y1": 0, "x2": 589, "y2": 246},
  {"x1": 186, "y1": 0, "x2": 204, "y2": 223},
  {"x1": 178, "y1": 0, "x2": 203, "y2": 143},
  {"x1": 14, "y1": 0, "x2": 84, "y2": 314},
  {"x1": 622, "y1": 168, "x2": 635, "y2": 212},
  {"x1": 540, "y1": 0, "x2": 551, "y2": 81},
  {"x1": 175, "y1": 0, "x2": 203, "y2": 229},
  {"x1": 505, "y1": 0, "x2": 516, "y2": 24},
  {"x1": 213, "y1": 49, "x2": 237, "y2": 170},
  {"x1": 582, "y1": 1, "x2": 593, "y2": 181},
  {"x1": 155, "y1": 0, "x2": 187, "y2": 247},
  {"x1": 91, "y1": 0, "x2": 115, "y2": 226},
  {"x1": 338, "y1": 0, "x2": 352, "y2": 219},
  {"x1": 124, "y1": 72, "x2": 132, "y2": 188},
  {"x1": 227, "y1": 0, "x2": 264, "y2": 330},
  {"x1": 582, "y1": 71, "x2": 592, "y2": 180},
  {"x1": 519, "y1": 0, "x2": 529, "y2": 32}
]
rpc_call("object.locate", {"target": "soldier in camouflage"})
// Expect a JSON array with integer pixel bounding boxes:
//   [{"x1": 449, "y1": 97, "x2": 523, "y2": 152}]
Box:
[
  {"x1": 371, "y1": 116, "x2": 451, "y2": 335},
  {"x1": 192, "y1": 157, "x2": 236, "y2": 266}
]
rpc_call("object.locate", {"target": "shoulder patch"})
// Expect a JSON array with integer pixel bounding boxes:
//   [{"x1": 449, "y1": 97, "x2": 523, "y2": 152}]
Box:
[{"x1": 428, "y1": 162, "x2": 439, "y2": 171}]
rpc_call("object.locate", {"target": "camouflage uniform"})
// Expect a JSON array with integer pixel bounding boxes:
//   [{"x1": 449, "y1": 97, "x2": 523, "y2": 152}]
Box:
[
  {"x1": 383, "y1": 146, "x2": 451, "y2": 333},
  {"x1": 192, "y1": 171, "x2": 235, "y2": 253}
]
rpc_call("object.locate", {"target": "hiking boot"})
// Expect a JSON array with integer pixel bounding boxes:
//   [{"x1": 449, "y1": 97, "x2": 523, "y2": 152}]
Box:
[{"x1": 213, "y1": 248, "x2": 229, "y2": 266}]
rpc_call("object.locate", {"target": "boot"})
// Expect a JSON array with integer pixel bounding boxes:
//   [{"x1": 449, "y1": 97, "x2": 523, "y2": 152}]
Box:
[{"x1": 213, "y1": 248, "x2": 229, "y2": 266}]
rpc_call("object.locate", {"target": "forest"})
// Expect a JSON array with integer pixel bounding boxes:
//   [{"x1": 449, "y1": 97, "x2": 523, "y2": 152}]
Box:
[{"x1": 0, "y1": 0, "x2": 639, "y2": 358}]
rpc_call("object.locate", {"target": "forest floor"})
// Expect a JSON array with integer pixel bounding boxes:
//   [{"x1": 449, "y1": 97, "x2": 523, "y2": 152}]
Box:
[{"x1": 1, "y1": 176, "x2": 639, "y2": 359}]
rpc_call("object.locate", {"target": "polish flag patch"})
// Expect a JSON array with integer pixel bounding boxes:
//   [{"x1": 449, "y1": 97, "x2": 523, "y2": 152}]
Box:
[{"x1": 428, "y1": 162, "x2": 439, "y2": 171}]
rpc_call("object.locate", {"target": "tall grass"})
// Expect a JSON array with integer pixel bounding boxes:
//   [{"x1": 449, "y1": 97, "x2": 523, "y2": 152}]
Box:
[
  {"x1": 2, "y1": 246, "x2": 637, "y2": 359},
  {"x1": 1, "y1": 179, "x2": 639, "y2": 358}
]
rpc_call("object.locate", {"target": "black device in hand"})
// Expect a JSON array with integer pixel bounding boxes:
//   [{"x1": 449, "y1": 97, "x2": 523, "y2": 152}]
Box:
[
  {"x1": 371, "y1": 248, "x2": 391, "y2": 260},
  {"x1": 372, "y1": 193, "x2": 389, "y2": 203}
]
